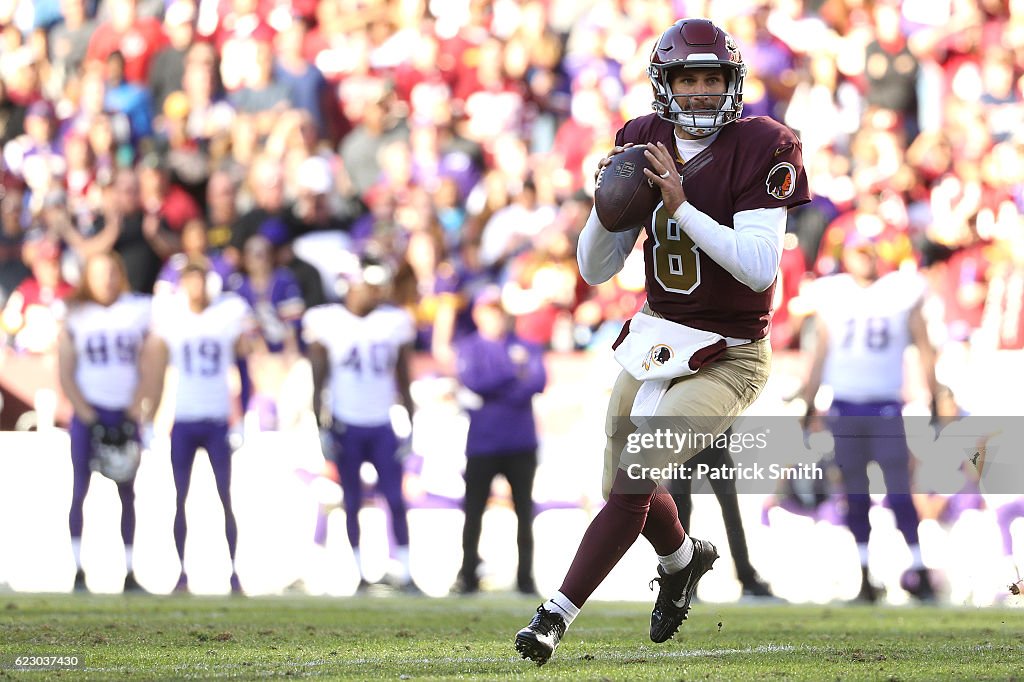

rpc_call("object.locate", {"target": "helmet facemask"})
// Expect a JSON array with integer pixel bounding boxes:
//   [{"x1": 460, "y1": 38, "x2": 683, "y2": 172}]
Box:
[{"x1": 649, "y1": 62, "x2": 745, "y2": 137}]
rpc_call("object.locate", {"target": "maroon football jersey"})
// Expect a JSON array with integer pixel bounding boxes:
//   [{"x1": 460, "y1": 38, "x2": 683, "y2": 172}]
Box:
[{"x1": 613, "y1": 114, "x2": 811, "y2": 340}]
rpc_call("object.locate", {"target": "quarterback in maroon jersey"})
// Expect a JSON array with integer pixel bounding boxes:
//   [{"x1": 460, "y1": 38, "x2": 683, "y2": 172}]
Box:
[{"x1": 515, "y1": 18, "x2": 810, "y2": 665}]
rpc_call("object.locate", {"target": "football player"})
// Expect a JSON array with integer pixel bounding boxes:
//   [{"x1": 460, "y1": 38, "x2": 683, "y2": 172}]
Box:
[
  {"x1": 58, "y1": 252, "x2": 153, "y2": 593},
  {"x1": 303, "y1": 256, "x2": 418, "y2": 592},
  {"x1": 800, "y1": 230, "x2": 943, "y2": 602},
  {"x1": 515, "y1": 18, "x2": 809, "y2": 664},
  {"x1": 145, "y1": 261, "x2": 257, "y2": 594}
]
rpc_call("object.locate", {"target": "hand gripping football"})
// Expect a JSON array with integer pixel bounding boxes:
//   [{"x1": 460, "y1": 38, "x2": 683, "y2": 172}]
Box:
[{"x1": 594, "y1": 146, "x2": 661, "y2": 233}]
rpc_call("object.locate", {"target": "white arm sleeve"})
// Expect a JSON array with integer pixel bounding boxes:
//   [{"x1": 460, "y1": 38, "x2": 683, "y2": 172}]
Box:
[
  {"x1": 673, "y1": 203, "x2": 788, "y2": 292},
  {"x1": 576, "y1": 206, "x2": 642, "y2": 285}
]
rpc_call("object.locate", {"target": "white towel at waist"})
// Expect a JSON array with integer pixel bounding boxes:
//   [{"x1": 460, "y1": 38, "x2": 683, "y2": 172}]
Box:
[{"x1": 613, "y1": 309, "x2": 749, "y2": 425}]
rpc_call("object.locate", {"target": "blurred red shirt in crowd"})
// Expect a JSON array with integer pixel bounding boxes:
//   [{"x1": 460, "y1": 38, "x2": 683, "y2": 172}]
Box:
[{"x1": 86, "y1": 0, "x2": 168, "y2": 83}]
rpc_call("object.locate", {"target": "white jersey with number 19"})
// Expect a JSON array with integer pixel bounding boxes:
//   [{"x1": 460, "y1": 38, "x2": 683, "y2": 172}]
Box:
[{"x1": 154, "y1": 293, "x2": 255, "y2": 421}]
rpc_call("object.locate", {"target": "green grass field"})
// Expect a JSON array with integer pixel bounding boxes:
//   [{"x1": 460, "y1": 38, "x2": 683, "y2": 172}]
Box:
[{"x1": 1, "y1": 594, "x2": 1022, "y2": 680}]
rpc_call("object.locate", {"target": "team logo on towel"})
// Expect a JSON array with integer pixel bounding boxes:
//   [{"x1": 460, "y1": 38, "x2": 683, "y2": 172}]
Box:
[{"x1": 642, "y1": 344, "x2": 674, "y2": 371}]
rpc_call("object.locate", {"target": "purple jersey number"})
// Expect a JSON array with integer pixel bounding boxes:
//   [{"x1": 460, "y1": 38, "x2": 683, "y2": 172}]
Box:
[
  {"x1": 182, "y1": 338, "x2": 222, "y2": 376},
  {"x1": 841, "y1": 317, "x2": 891, "y2": 351},
  {"x1": 84, "y1": 332, "x2": 139, "y2": 365},
  {"x1": 340, "y1": 342, "x2": 395, "y2": 375}
]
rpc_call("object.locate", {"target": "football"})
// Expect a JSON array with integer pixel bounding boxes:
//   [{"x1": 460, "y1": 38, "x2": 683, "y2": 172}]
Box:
[{"x1": 594, "y1": 146, "x2": 661, "y2": 232}]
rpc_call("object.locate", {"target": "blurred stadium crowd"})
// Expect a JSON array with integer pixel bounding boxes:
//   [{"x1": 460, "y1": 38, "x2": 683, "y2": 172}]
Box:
[
  {"x1": 1, "y1": 0, "x2": 1023, "y2": 599},
  {"x1": 1, "y1": 0, "x2": 1023, "y2": 356}
]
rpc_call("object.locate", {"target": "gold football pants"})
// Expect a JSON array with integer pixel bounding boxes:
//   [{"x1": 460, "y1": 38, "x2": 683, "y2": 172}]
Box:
[{"x1": 602, "y1": 337, "x2": 771, "y2": 499}]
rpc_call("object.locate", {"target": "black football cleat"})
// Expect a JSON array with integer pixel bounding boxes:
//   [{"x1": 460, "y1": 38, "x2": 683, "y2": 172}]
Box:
[
  {"x1": 854, "y1": 566, "x2": 880, "y2": 603},
  {"x1": 517, "y1": 579, "x2": 540, "y2": 598},
  {"x1": 450, "y1": 575, "x2": 479, "y2": 596},
  {"x1": 649, "y1": 538, "x2": 719, "y2": 643},
  {"x1": 739, "y1": 571, "x2": 775, "y2": 598},
  {"x1": 515, "y1": 605, "x2": 566, "y2": 666},
  {"x1": 900, "y1": 568, "x2": 936, "y2": 602},
  {"x1": 173, "y1": 572, "x2": 189, "y2": 594},
  {"x1": 855, "y1": 580, "x2": 879, "y2": 603},
  {"x1": 123, "y1": 571, "x2": 145, "y2": 594},
  {"x1": 73, "y1": 569, "x2": 88, "y2": 593}
]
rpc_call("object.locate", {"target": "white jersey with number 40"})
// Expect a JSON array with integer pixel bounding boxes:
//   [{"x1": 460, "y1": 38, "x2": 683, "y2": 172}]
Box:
[
  {"x1": 813, "y1": 271, "x2": 926, "y2": 403},
  {"x1": 154, "y1": 293, "x2": 255, "y2": 421},
  {"x1": 302, "y1": 304, "x2": 415, "y2": 427},
  {"x1": 63, "y1": 294, "x2": 151, "y2": 410}
]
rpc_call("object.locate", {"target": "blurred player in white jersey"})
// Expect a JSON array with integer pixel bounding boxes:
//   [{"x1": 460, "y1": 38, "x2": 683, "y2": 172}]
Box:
[
  {"x1": 802, "y1": 230, "x2": 946, "y2": 602},
  {"x1": 146, "y1": 261, "x2": 257, "y2": 594},
  {"x1": 57, "y1": 252, "x2": 152, "y2": 593},
  {"x1": 303, "y1": 256, "x2": 418, "y2": 592}
]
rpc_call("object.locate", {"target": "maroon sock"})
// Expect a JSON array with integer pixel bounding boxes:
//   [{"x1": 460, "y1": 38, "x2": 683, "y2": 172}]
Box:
[
  {"x1": 559, "y1": 469, "x2": 655, "y2": 607},
  {"x1": 640, "y1": 486, "x2": 687, "y2": 555}
]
